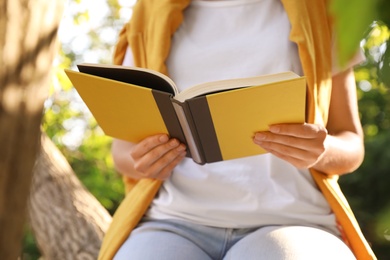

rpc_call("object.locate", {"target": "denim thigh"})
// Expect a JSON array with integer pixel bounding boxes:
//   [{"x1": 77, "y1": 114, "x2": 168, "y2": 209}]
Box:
[
  {"x1": 114, "y1": 219, "x2": 355, "y2": 260},
  {"x1": 114, "y1": 218, "x2": 255, "y2": 260}
]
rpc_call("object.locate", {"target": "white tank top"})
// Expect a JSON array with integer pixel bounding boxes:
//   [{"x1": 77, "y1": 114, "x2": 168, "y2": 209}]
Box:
[{"x1": 143, "y1": 0, "x2": 338, "y2": 234}]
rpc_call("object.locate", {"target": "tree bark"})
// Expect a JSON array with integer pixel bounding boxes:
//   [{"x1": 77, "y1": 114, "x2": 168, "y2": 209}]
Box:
[
  {"x1": 29, "y1": 134, "x2": 112, "y2": 259},
  {"x1": 0, "y1": 0, "x2": 64, "y2": 258}
]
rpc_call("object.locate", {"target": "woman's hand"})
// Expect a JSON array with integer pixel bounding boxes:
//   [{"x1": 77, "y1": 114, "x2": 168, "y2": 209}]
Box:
[
  {"x1": 253, "y1": 123, "x2": 328, "y2": 169},
  {"x1": 112, "y1": 134, "x2": 186, "y2": 180},
  {"x1": 253, "y1": 68, "x2": 365, "y2": 176}
]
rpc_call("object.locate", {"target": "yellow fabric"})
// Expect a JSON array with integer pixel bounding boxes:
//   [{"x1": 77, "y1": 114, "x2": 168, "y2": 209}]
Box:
[
  {"x1": 98, "y1": 0, "x2": 376, "y2": 259},
  {"x1": 124, "y1": 0, "x2": 191, "y2": 73}
]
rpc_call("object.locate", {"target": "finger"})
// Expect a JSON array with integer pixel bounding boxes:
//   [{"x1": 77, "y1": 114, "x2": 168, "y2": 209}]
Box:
[
  {"x1": 134, "y1": 139, "x2": 186, "y2": 177},
  {"x1": 131, "y1": 134, "x2": 170, "y2": 159},
  {"x1": 254, "y1": 132, "x2": 326, "y2": 153},
  {"x1": 259, "y1": 141, "x2": 320, "y2": 165},
  {"x1": 140, "y1": 146, "x2": 186, "y2": 179},
  {"x1": 269, "y1": 123, "x2": 327, "y2": 139},
  {"x1": 255, "y1": 123, "x2": 327, "y2": 152},
  {"x1": 266, "y1": 148, "x2": 317, "y2": 169},
  {"x1": 254, "y1": 132, "x2": 302, "y2": 148},
  {"x1": 154, "y1": 151, "x2": 187, "y2": 180},
  {"x1": 142, "y1": 138, "x2": 184, "y2": 165}
]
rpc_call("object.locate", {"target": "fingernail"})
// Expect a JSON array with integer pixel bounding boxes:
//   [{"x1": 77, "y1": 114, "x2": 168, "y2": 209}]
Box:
[
  {"x1": 269, "y1": 125, "x2": 280, "y2": 133},
  {"x1": 254, "y1": 133, "x2": 266, "y2": 141},
  {"x1": 176, "y1": 145, "x2": 186, "y2": 152},
  {"x1": 169, "y1": 139, "x2": 179, "y2": 147},
  {"x1": 159, "y1": 135, "x2": 169, "y2": 142}
]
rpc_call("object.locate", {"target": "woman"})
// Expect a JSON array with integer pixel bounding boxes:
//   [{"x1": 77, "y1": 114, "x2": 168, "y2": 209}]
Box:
[{"x1": 99, "y1": 0, "x2": 376, "y2": 259}]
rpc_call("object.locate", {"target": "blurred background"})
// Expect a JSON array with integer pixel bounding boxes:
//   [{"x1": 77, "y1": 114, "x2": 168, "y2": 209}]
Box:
[{"x1": 21, "y1": 0, "x2": 390, "y2": 258}]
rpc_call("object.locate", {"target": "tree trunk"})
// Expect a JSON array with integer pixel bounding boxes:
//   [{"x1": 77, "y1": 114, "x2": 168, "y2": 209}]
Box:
[
  {"x1": 0, "y1": 0, "x2": 64, "y2": 259},
  {"x1": 29, "y1": 134, "x2": 112, "y2": 259}
]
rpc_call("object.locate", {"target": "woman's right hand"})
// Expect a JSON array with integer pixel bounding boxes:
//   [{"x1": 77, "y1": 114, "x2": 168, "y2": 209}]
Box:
[{"x1": 111, "y1": 134, "x2": 187, "y2": 180}]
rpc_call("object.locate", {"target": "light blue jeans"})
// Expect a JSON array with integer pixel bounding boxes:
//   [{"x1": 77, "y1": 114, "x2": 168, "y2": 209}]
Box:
[{"x1": 114, "y1": 218, "x2": 356, "y2": 260}]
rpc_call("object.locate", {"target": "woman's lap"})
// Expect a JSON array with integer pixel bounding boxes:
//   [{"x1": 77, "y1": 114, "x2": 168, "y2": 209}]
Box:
[
  {"x1": 224, "y1": 225, "x2": 355, "y2": 259},
  {"x1": 114, "y1": 219, "x2": 355, "y2": 260}
]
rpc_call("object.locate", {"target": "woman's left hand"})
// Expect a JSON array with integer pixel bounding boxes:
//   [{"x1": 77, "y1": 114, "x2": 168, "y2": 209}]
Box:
[{"x1": 253, "y1": 123, "x2": 328, "y2": 169}]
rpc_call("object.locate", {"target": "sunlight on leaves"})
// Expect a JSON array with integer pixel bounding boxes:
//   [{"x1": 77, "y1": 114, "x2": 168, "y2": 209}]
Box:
[{"x1": 41, "y1": 0, "x2": 133, "y2": 220}]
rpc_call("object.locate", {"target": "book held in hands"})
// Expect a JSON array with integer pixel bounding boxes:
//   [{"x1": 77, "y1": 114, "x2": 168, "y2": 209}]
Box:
[{"x1": 65, "y1": 63, "x2": 306, "y2": 164}]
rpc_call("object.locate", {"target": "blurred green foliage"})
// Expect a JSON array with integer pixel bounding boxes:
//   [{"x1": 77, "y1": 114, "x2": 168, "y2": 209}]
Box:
[
  {"x1": 339, "y1": 23, "x2": 390, "y2": 258},
  {"x1": 331, "y1": 0, "x2": 390, "y2": 87},
  {"x1": 22, "y1": 0, "x2": 390, "y2": 258}
]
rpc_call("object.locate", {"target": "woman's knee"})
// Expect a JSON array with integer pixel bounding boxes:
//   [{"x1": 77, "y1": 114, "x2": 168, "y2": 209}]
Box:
[{"x1": 224, "y1": 226, "x2": 355, "y2": 260}]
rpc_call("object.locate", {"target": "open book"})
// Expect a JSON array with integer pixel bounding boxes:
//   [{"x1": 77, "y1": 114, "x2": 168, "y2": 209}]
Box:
[{"x1": 65, "y1": 63, "x2": 306, "y2": 164}]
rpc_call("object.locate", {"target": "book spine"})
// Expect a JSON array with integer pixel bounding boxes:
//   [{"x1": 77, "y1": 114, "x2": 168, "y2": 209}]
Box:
[
  {"x1": 171, "y1": 100, "x2": 205, "y2": 164},
  {"x1": 152, "y1": 90, "x2": 187, "y2": 146},
  {"x1": 186, "y1": 97, "x2": 222, "y2": 163}
]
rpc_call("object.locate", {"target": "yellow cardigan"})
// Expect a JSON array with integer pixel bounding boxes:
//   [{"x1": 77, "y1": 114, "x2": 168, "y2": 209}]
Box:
[{"x1": 99, "y1": 0, "x2": 376, "y2": 259}]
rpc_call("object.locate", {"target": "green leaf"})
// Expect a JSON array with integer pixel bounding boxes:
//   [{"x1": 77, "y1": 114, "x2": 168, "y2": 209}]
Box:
[
  {"x1": 379, "y1": 40, "x2": 390, "y2": 87},
  {"x1": 330, "y1": 0, "x2": 378, "y2": 65}
]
